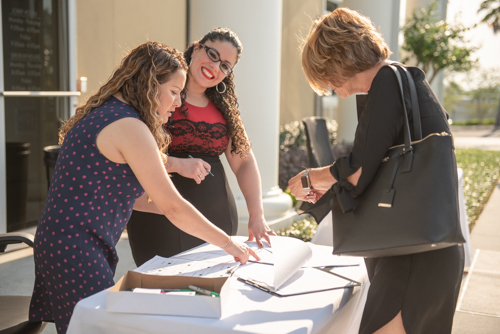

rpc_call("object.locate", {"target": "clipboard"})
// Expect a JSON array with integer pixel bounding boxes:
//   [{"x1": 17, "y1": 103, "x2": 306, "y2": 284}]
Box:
[{"x1": 236, "y1": 265, "x2": 360, "y2": 297}]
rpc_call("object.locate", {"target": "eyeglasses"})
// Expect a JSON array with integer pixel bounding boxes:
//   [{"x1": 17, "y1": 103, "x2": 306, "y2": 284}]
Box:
[{"x1": 199, "y1": 44, "x2": 233, "y2": 75}]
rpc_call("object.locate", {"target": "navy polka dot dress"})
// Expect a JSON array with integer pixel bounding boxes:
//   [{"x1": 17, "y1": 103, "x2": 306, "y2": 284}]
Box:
[{"x1": 29, "y1": 96, "x2": 145, "y2": 334}]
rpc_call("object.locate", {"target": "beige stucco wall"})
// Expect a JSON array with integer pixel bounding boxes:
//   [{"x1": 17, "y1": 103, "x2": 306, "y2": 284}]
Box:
[
  {"x1": 279, "y1": 0, "x2": 322, "y2": 125},
  {"x1": 76, "y1": 0, "x2": 320, "y2": 125},
  {"x1": 76, "y1": 0, "x2": 186, "y2": 105}
]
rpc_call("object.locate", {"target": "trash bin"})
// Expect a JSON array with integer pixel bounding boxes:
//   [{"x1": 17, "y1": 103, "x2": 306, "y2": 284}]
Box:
[
  {"x1": 43, "y1": 145, "x2": 61, "y2": 190},
  {"x1": 6, "y1": 142, "x2": 30, "y2": 231}
]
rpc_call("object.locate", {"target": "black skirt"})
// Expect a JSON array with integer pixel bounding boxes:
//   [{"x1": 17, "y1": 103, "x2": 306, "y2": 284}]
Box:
[
  {"x1": 359, "y1": 245, "x2": 464, "y2": 334},
  {"x1": 127, "y1": 153, "x2": 238, "y2": 266}
]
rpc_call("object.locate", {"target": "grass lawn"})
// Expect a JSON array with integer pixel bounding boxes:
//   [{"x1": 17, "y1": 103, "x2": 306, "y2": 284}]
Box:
[
  {"x1": 455, "y1": 148, "x2": 500, "y2": 230},
  {"x1": 278, "y1": 148, "x2": 500, "y2": 241}
]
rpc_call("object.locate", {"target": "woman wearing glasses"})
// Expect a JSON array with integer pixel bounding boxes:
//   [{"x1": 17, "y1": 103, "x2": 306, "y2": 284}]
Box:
[{"x1": 127, "y1": 27, "x2": 274, "y2": 266}]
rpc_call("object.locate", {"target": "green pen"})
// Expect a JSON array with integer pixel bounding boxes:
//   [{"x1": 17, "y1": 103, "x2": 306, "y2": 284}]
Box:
[
  {"x1": 126, "y1": 288, "x2": 194, "y2": 294},
  {"x1": 188, "y1": 155, "x2": 214, "y2": 176},
  {"x1": 188, "y1": 285, "x2": 220, "y2": 297}
]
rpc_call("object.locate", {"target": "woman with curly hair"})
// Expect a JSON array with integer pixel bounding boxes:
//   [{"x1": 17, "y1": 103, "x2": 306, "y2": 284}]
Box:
[
  {"x1": 127, "y1": 28, "x2": 274, "y2": 265},
  {"x1": 29, "y1": 41, "x2": 257, "y2": 334}
]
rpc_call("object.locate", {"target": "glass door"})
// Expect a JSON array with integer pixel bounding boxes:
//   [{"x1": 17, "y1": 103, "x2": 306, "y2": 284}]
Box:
[{"x1": 0, "y1": 0, "x2": 78, "y2": 232}]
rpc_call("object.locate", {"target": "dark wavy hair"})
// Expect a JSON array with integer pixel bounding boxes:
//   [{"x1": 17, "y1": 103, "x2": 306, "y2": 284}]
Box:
[
  {"x1": 59, "y1": 42, "x2": 188, "y2": 161},
  {"x1": 182, "y1": 27, "x2": 251, "y2": 158}
]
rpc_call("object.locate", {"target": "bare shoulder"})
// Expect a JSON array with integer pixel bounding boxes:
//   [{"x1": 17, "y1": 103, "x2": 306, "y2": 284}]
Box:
[{"x1": 96, "y1": 117, "x2": 153, "y2": 163}]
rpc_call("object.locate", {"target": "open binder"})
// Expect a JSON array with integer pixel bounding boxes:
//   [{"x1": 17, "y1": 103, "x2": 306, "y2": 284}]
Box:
[{"x1": 235, "y1": 236, "x2": 361, "y2": 297}]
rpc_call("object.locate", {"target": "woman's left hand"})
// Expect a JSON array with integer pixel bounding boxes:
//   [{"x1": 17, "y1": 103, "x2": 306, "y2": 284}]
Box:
[
  {"x1": 247, "y1": 215, "x2": 275, "y2": 248},
  {"x1": 289, "y1": 166, "x2": 338, "y2": 202}
]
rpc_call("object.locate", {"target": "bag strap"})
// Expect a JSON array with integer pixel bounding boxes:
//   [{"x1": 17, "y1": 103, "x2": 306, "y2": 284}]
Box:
[
  {"x1": 388, "y1": 65, "x2": 412, "y2": 151},
  {"x1": 388, "y1": 64, "x2": 416, "y2": 173},
  {"x1": 400, "y1": 66, "x2": 422, "y2": 140},
  {"x1": 386, "y1": 62, "x2": 422, "y2": 140}
]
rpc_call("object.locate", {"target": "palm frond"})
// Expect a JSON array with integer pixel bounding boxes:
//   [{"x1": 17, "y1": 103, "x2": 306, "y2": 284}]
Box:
[{"x1": 478, "y1": 0, "x2": 500, "y2": 33}]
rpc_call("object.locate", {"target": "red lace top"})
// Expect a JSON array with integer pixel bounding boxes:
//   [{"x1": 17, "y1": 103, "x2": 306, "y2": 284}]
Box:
[{"x1": 166, "y1": 101, "x2": 229, "y2": 156}]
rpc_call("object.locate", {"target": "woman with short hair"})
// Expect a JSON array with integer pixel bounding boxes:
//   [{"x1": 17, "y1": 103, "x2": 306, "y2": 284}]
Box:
[{"x1": 289, "y1": 8, "x2": 464, "y2": 334}]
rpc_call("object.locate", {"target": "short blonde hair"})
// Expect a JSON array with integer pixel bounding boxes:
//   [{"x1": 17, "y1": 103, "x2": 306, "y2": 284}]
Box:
[{"x1": 301, "y1": 7, "x2": 392, "y2": 95}]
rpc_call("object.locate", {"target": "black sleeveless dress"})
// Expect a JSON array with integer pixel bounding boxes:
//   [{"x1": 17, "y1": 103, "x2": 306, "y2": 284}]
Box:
[{"x1": 127, "y1": 101, "x2": 238, "y2": 266}]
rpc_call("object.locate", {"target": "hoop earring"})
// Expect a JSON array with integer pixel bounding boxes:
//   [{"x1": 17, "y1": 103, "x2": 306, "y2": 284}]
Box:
[
  {"x1": 189, "y1": 58, "x2": 193, "y2": 66},
  {"x1": 216, "y1": 81, "x2": 226, "y2": 94}
]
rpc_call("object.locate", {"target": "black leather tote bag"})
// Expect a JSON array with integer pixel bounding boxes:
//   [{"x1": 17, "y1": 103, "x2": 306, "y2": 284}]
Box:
[{"x1": 328, "y1": 65, "x2": 465, "y2": 258}]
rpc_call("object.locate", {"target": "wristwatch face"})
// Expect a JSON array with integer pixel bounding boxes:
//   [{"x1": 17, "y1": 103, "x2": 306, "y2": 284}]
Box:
[{"x1": 301, "y1": 174, "x2": 310, "y2": 189}]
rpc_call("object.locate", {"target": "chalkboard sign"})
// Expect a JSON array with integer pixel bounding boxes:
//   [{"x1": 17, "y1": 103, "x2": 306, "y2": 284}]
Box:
[{"x1": 2, "y1": 0, "x2": 60, "y2": 91}]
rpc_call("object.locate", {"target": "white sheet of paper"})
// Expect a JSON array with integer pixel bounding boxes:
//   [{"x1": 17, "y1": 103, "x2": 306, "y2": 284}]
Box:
[
  {"x1": 270, "y1": 236, "x2": 312, "y2": 289},
  {"x1": 248, "y1": 240, "x2": 358, "y2": 269},
  {"x1": 135, "y1": 256, "x2": 237, "y2": 278}
]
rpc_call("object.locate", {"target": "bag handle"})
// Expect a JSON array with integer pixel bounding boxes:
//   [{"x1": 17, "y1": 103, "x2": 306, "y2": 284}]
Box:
[
  {"x1": 388, "y1": 65, "x2": 412, "y2": 151},
  {"x1": 400, "y1": 66, "x2": 422, "y2": 140},
  {"x1": 376, "y1": 65, "x2": 418, "y2": 208},
  {"x1": 387, "y1": 63, "x2": 422, "y2": 140},
  {"x1": 388, "y1": 64, "x2": 421, "y2": 174}
]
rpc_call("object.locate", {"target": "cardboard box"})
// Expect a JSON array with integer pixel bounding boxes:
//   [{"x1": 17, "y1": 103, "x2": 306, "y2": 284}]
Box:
[{"x1": 106, "y1": 271, "x2": 230, "y2": 318}]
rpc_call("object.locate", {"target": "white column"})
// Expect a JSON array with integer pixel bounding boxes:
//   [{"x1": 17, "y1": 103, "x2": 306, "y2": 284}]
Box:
[
  {"x1": 68, "y1": 0, "x2": 78, "y2": 116},
  {"x1": 336, "y1": 0, "x2": 402, "y2": 143},
  {"x1": 190, "y1": 0, "x2": 296, "y2": 234},
  {"x1": 0, "y1": 4, "x2": 6, "y2": 233}
]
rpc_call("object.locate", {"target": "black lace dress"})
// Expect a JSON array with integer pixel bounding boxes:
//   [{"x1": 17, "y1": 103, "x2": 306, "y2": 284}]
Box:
[{"x1": 127, "y1": 101, "x2": 238, "y2": 266}]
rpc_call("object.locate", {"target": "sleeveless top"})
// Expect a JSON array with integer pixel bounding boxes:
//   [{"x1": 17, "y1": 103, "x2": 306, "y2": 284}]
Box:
[
  {"x1": 37, "y1": 95, "x2": 144, "y2": 267},
  {"x1": 167, "y1": 101, "x2": 228, "y2": 156},
  {"x1": 30, "y1": 96, "x2": 146, "y2": 332}
]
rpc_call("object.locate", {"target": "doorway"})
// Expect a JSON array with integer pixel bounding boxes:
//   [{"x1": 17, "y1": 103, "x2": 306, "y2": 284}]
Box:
[{"x1": 0, "y1": 0, "x2": 77, "y2": 232}]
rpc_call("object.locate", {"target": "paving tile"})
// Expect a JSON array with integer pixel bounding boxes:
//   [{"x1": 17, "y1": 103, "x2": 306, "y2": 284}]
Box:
[{"x1": 457, "y1": 250, "x2": 500, "y2": 316}]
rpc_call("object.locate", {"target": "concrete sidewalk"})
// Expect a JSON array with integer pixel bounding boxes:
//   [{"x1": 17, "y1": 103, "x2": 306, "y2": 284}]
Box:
[
  {"x1": 450, "y1": 125, "x2": 500, "y2": 334},
  {"x1": 452, "y1": 182, "x2": 500, "y2": 334},
  {"x1": 0, "y1": 231, "x2": 136, "y2": 334},
  {"x1": 451, "y1": 125, "x2": 500, "y2": 151}
]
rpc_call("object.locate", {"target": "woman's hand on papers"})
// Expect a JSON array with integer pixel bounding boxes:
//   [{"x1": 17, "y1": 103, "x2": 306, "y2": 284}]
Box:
[
  {"x1": 224, "y1": 240, "x2": 261, "y2": 264},
  {"x1": 247, "y1": 215, "x2": 275, "y2": 248}
]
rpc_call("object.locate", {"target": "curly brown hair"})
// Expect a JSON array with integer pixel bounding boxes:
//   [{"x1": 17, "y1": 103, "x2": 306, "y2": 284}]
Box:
[
  {"x1": 302, "y1": 8, "x2": 391, "y2": 96},
  {"x1": 59, "y1": 42, "x2": 188, "y2": 161},
  {"x1": 181, "y1": 27, "x2": 251, "y2": 158}
]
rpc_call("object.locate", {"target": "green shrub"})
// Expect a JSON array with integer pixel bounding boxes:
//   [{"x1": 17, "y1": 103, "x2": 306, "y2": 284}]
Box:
[
  {"x1": 456, "y1": 148, "x2": 500, "y2": 228},
  {"x1": 276, "y1": 218, "x2": 317, "y2": 242},
  {"x1": 284, "y1": 188, "x2": 298, "y2": 207},
  {"x1": 451, "y1": 119, "x2": 496, "y2": 126}
]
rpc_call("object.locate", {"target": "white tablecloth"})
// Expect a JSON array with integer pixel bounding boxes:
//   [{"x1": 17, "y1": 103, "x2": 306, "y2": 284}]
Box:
[{"x1": 67, "y1": 242, "x2": 369, "y2": 334}]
